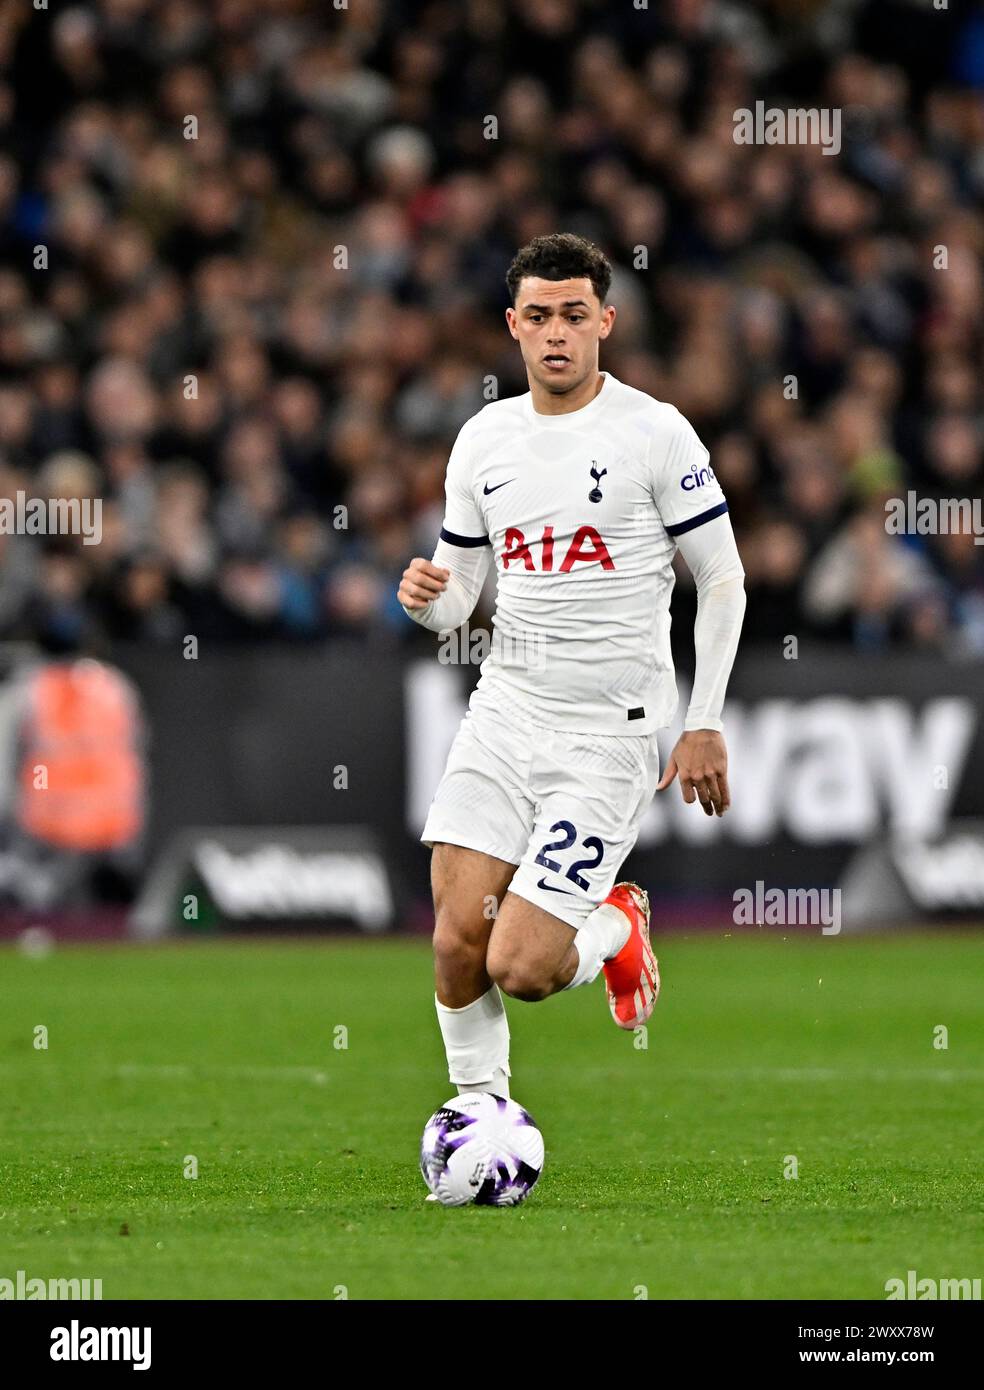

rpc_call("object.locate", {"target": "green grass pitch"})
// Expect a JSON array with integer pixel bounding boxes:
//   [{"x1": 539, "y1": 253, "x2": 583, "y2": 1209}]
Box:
[{"x1": 2, "y1": 932, "x2": 982, "y2": 1300}]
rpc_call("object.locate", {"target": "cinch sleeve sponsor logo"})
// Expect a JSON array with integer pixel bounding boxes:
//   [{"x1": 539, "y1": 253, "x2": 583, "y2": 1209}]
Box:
[{"x1": 680, "y1": 462, "x2": 718, "y2": 491}]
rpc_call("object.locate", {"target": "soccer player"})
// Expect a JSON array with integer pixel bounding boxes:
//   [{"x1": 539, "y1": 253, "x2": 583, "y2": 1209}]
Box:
[{"x1": 398, "y1": 234, "x2": 745, "y2": 1102}]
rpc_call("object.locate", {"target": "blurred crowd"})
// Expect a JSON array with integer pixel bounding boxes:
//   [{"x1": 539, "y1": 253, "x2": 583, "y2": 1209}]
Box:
[{"x1": 1, "y1": 0, "x2": 983, "y2": 657}]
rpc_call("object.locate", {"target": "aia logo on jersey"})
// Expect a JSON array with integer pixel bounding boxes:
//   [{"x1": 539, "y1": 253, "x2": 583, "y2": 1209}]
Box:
[
  {"x1": 502, "y1": 525, "x2": 615, "y2": 572},
  {"x1": 681, "y1": 462, "x2": 717, "y2": 491}
]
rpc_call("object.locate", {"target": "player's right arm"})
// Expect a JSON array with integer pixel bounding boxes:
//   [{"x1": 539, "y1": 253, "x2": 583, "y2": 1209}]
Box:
[{"x1": 398, "y1": 419, "x2": 492, "y2": 631}]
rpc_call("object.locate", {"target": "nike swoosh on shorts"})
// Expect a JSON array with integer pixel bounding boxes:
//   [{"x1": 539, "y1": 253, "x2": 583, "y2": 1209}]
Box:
[{"x1": 537, "y1": 877, "x2": 576, "y2": 895}]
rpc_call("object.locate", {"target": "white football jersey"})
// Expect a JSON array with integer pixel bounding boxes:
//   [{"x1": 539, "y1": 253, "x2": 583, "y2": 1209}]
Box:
[{"x1": 439, "y1": 372, "x2": 729, "y2": 736}]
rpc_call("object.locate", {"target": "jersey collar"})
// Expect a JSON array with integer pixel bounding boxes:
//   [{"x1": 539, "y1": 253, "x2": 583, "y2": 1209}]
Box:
[{"x1": 524, "y1": 371, "x2": 614, "y2": 426}]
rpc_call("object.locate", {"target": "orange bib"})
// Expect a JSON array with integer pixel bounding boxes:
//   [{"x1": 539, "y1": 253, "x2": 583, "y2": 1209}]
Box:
[{"x1": 18, "y1": 661, "x2": 144, "y2": 852}]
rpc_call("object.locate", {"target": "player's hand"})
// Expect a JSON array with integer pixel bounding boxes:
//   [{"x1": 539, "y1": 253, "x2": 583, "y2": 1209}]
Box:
[
  {"x1": 656, "y1": 730, "x2": 731, "y2": 817},
  {"x1": 398, "y1": 557, "x2": 450, "y2": 610}
]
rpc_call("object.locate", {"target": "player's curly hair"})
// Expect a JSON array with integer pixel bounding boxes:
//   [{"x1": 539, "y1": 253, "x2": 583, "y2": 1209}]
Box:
[{"x1": 506, "y1": 233, "x2": 612, "y2": 306}]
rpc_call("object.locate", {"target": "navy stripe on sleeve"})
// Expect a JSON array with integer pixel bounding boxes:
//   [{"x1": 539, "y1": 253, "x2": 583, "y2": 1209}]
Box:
[
  {"x1": 664, "y1": 500, "x2": 729, "y2": 537},
  {"x1": 439, "y1": 526, "x2": 491, "y2": 547}
]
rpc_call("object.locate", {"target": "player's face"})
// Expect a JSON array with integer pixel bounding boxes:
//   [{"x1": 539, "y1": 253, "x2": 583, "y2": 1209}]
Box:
[{"x1": 506, "y1": 277, "x2": 615, "y2": 396}]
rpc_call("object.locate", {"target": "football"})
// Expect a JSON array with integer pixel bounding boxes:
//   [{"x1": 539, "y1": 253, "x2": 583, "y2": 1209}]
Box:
[{"x1": 420, "y1": 1092, "x2": 545, "y2": 1207}]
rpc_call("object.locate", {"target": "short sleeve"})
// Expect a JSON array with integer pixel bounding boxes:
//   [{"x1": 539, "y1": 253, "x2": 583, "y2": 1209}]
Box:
[
  {"x1": 648, "y1": 408, "x2": 728, "y2": 539},
  {"x1": 439, "y1": 422, "x2": 490, "y2": 548}
]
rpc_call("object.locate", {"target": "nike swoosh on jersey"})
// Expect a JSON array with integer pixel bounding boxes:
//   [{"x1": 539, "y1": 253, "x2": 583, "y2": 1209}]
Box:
[
  {"x1": 537, "y1": 877, "x2": 576, "y2": 895},
  {"x1": 483, "y1": 478, "x2": 515, "y2": 494}
]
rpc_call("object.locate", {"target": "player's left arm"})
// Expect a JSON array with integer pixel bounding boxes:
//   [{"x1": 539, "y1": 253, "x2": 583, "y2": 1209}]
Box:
[
  {"x1": 657, "y1": 513, "x2": 746, "y2": 816},
  {"x1": 646, "y1": 408, "x2": 745, "y2": 817}
]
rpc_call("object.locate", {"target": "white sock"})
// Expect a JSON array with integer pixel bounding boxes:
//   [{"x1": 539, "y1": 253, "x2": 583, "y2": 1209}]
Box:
[
  {"x1": 435, "y1": 985, "x2": 511, "y2": 1097},
  {"x1": 458, "y1": 1068, "x2": 510, "y2": 1100},
  {"x1": 563, "y1": 902, "x2": 630, "y2": 990}
]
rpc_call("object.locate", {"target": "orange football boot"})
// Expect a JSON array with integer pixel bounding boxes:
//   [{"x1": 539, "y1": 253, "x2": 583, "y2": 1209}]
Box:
[{"x1": 601, "y1": 882, "x2": 660, "y2": 1029}]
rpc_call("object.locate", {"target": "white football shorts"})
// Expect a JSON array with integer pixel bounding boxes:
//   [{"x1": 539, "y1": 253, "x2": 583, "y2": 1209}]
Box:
[{"x1": 421, "y1": 684, "x2": 661, "y2": 930}]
